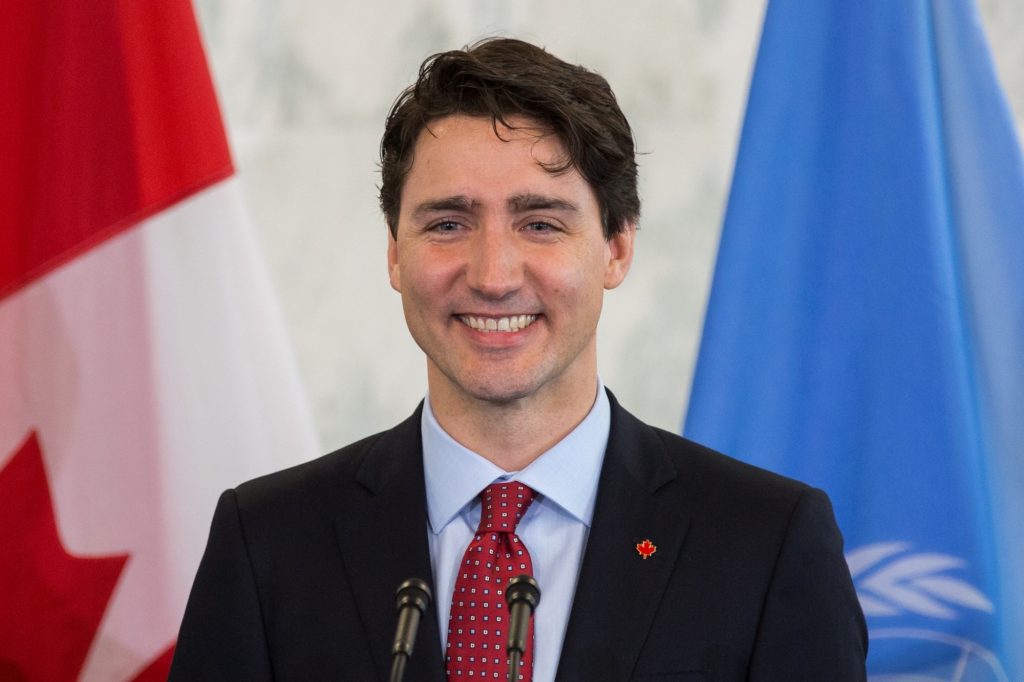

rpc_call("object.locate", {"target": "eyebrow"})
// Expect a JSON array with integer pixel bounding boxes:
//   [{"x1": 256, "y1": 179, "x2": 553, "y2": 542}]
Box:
[
  {"x1": 412, "y1": 196, "x2": 477, "y2": 217},
  {"x1": 507, "y1": 193, "x2": 580, "y2": 213},
  {"x1": 412, "y1": 193, "x2": 580, "y2": 217}
]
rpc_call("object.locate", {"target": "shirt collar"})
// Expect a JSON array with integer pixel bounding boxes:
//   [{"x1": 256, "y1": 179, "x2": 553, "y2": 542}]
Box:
[{"x1": 422, "y1": 381, "x2": 611, "y2": 535}]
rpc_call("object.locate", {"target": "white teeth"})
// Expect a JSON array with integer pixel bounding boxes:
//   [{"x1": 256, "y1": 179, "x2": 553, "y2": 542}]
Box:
[{"x1": 459, "y1": 314, "x2": 537, "y2": 333}]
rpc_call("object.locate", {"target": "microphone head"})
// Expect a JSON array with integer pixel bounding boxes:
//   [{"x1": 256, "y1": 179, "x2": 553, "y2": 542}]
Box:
[
  {"x1": 395, "y1": 577, "x2": 432, "y2": 614},
  {"x1": 505, "y1": 574, "x2": 541, "y2": 612}
]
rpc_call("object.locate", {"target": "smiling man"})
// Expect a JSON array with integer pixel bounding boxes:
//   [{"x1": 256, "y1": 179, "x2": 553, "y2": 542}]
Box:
[
  {"x1": 388, "y1": 114, "x2": 633, "y2": 472},
  {"x1": 171, "y1": 39, "x2": 866, "y2": 680}
]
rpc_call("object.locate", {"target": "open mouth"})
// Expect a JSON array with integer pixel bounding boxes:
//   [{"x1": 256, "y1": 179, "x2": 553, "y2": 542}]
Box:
[{"x1": 458, "y1": 314, "x2": 538, "y2": 333}]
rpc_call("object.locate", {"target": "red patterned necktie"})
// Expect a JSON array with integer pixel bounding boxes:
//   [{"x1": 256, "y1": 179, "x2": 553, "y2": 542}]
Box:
[{"x1": 446, "y1": 482, "x2": 537, "y2": 681}]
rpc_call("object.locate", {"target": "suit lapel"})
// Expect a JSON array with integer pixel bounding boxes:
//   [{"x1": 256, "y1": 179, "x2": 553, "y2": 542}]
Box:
[
  {"x1": 329, "y1": 406, "x2": 445, "y2": 682},
  {"x1": 556, "y1": 394, "x2": 691, "y2": 681}
]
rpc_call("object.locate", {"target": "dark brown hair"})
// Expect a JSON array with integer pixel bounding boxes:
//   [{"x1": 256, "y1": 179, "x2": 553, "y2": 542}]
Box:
[{"x1": 379, "y1": 38, "x2": 639, "y2": 238}]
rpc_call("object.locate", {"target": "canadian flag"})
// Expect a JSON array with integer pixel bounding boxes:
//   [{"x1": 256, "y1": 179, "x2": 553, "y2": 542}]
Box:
[{"x1": 1, "y1": 2, "x2": 319, "y2": 680}]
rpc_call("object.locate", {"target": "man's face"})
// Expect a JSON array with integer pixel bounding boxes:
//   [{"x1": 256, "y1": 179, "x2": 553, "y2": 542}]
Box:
[{"x1": 388, "y1": 115, "x2": 634, "y2": 407}]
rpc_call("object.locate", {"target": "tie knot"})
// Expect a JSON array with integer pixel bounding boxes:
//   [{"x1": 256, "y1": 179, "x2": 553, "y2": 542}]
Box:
[{"x1": 478, "y1": 482, "x2": 535, "y2": 533}]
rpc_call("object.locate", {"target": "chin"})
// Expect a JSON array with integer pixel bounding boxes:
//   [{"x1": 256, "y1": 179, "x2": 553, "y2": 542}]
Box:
[
  {"x1": 452, "y1": 372, "x2": 543, "y2": 405},
  {"x1": 462, "y1": 383, "x2": 535, "y2": 405}
]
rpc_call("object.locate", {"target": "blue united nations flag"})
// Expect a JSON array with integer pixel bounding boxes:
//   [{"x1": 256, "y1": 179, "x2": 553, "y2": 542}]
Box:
[{"x1": 684, "y1": 1, "x2": 1024, "y2": 678}]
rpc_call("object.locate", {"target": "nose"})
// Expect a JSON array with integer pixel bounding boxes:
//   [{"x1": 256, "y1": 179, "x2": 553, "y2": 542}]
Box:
[{"x1": 465, "y1": 226, "x2": 523, "y2": 299}]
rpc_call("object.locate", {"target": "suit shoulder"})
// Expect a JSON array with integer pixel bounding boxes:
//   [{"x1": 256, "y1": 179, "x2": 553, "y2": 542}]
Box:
[
  {"x1": 653, "y1": 424, "x2": 814, "y2": 499},
  {"x1": 607, "y1": 390, "x2": 815, "y2": 508},
  {"x1": 235, "y1": 431, "x2": 377, "y2": 500},
  {"x1": 623, "y1": 418, "x2": 832, "y2": 538},
  {"x1": 225, "y1": 404, "x2": 422, "y2": 519},
  {"x1": 637, "y1": 423, "x2": 848, "y2": 577}
]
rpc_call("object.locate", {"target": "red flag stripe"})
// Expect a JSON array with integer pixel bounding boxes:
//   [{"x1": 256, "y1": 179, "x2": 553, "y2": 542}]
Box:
[
  {"x1": 0, "y1": 433, "x2": 129, "y2": 680},
  {"x1": 130, "y1": 645, "x2": 176, "y2": 682},
  {"x1": 0, "y1": 0, "x2": 233, "y2": 301}
]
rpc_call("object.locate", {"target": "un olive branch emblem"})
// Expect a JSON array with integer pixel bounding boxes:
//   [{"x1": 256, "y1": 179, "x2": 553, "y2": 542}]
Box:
[{"x1": 846, "y1": 542, "x2": 994, "y2": 619}]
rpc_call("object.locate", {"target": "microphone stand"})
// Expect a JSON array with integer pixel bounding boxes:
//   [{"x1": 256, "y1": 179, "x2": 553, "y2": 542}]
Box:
[
  {"x1": 389, "y1": 578, "x2": 432, "y2": 682},
  {"x1": 505, "y1": 575, "x2": 541, "y2": 682}
]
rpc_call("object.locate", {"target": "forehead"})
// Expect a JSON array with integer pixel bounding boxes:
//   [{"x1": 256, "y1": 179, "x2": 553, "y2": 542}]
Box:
[{"x1": 400, "y1": 115, "x2": 593, "y2": 209}]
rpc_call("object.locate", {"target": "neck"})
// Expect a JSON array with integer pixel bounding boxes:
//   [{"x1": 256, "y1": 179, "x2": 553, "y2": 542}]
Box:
[{"x1": 427, "y1": 369, "x2": 599, "y2": 472}]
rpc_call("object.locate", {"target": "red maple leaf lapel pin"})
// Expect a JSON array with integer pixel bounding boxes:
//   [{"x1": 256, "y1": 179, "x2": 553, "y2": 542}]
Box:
[{"x1": 636, "y1": 539, "x2": 657, "y2": 560}]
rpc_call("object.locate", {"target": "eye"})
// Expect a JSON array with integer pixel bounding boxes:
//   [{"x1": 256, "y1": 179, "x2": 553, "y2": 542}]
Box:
[
  {"x1": 524, "y1": 221, "x2": 557, "y2": 233},
  {"x1": 428, "y1": 219, "x2": 462, "y2": 233}
]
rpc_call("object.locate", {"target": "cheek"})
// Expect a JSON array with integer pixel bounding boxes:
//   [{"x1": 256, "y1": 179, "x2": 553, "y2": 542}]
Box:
[
  {"x1": 562, "y1": 250, "x2": 612, "y2": 299},
  {"x1": 541, "y1": 268, "x2": 604, "y2": 314},
  {"x1": 399, "y1": 255, "x2": 459, "y2": 304}
]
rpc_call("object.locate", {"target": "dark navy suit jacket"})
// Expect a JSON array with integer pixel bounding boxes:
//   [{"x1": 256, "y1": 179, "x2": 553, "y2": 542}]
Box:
[{"x1": 170, "y1": 391, "x2": 866, "y2": 680}]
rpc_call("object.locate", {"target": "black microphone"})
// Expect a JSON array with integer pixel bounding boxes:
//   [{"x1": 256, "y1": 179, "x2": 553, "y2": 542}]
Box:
[
  {"x1": 389, "y1": 577, "x2": 432, "y2": 682},
  {"x1": 505, "y1": 575, "x2": 541, "y2": 681}
]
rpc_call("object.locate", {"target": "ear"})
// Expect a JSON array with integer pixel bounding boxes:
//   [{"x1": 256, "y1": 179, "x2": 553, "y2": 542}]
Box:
[
  {"x1": 603, "y1": 222, "x2": 636, "y2": 289},
  {"x1": 387, "y1": 228, "x2": 401, "y2": 292}
]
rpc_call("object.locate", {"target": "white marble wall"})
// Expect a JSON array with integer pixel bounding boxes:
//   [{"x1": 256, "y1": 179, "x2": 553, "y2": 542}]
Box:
[{"x1": 192, "y1": 0, "x2": 1024, "y2": 454}]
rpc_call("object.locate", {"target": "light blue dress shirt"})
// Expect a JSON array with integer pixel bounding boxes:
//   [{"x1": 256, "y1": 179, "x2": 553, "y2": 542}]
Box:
[{"x1": 422, "y1": 384, "x2": 610, "y2": 682}]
